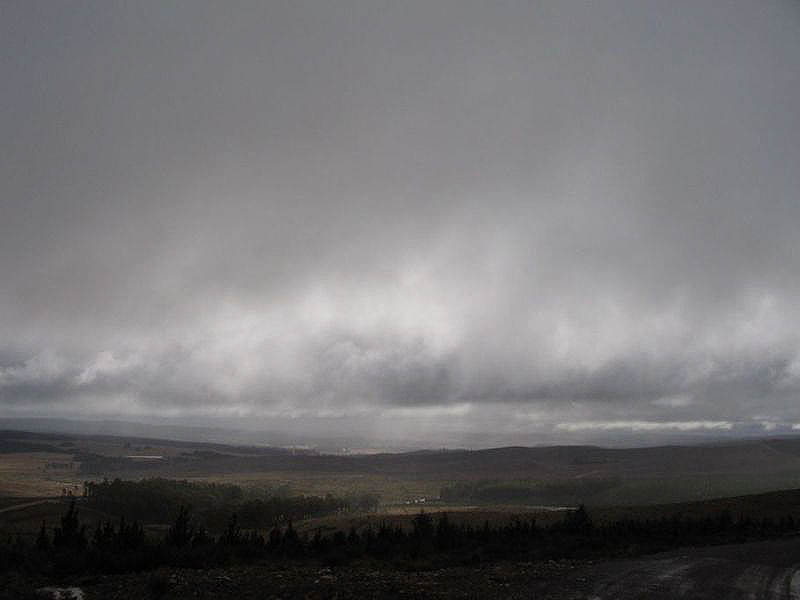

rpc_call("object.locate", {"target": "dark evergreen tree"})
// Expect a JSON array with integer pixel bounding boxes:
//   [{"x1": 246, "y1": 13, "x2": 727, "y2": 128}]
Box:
[
  {"x1": 166, "y1": 505, "x2": 193, "y2": 548},
  {"x1": 221, "y1": 513, "x2": 242, "y2": 546},
  {"x1": 53, "y1": 500, "x2": 87, "y2": 550},
  {"x1": 35, "y1": 520, "x2": 50, "y2": 552}
]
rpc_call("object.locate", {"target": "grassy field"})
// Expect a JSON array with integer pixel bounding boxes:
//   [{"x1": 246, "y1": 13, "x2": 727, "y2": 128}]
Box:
[
  {"x1": 6, "y1": 429, "x2": 800, "y2": 518},
  {"x1": 587, "y1": 471, "x2": 800, "y2": 507},
  {"x1": 0, "y1": 452, "x2": 83, "y2": 497},
  {"x1": 295, "y1": 504, "x2": 571, "y2": 536},
  {"x1": 183, "y1": 471, "x2": 445, "y2": 504},
  {"x1": 591, "y1": 488, "x2": 800, "y2": 524}
]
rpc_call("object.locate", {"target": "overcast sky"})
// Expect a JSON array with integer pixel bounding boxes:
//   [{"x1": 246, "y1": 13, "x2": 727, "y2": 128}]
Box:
[{"x1": 2, "y1": 1, "x2": 800, "y2": 446}]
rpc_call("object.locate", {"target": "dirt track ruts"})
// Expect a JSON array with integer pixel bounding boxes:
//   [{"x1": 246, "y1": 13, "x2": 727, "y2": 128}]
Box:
[{"x1": 546, "y1": 537, "x2": 800, "y2": 599}]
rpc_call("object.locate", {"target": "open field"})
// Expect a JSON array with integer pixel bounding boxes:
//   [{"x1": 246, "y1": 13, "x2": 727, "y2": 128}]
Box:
[
  {"x1": 7, "y1": 429, "x2": 800, "y2": 512},
  {"x1": 295, "y1": 505, "x2": 571, "y2": 536},
  {"x1": 592, "y1": 487, "x2": 800, "y2": 524},
  {"x1": 0, "y1": 452, "x2": 83, "y2": 497},
  {"x1": 292, "y1": 487, "x2": 800, "y2": 536},
  {"x1": 182, "y1": 471, "x2": 444, "y2": 504}
]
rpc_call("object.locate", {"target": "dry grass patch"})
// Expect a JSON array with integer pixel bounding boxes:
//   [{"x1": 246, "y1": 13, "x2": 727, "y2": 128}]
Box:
[
  {"x1": 296, "y1": 505, "x2": 569, "y2": 535},
  {"x1": 182, "y1": 471, "x2": 443, "y2": 504},
  {"x1": 0, "y1": 452, "x2": 82, "y2": 497}
]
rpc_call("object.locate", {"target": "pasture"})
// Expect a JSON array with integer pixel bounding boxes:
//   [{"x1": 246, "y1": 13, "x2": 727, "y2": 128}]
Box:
[{"x1": 0, "y1": 452, "x2": 83, "y2": 497}]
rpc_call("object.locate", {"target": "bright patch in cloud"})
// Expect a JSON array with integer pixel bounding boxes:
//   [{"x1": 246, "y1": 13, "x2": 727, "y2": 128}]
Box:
[{"x1": 555, "y1": 421, "x2": 733, "y2": 432}]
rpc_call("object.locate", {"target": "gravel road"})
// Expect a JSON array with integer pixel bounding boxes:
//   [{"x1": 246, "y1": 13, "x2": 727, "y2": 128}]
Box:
[{"x1": 546, "y1": 537, "x2": 800, "y2": 599}]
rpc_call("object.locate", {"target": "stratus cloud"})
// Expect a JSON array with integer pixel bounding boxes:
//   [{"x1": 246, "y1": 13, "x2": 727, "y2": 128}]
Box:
[
  {"x1": 652, "y1": 395, "x2": 693, "y2": 408},
  {"x1": 1, "y1": 1, "x2": 800, "y2": 443},
  {"x1": 556, "y1": 421, "x2": 734, "y2": 433}
]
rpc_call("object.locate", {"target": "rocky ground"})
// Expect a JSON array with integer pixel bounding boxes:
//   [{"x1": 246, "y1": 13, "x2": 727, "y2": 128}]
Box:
[
  {"x1": 7, "y1": 560, "x2": 582, "y2": 600},
  {"x1": 10, "y1": 536, "x2": 800, "y2": 599}
]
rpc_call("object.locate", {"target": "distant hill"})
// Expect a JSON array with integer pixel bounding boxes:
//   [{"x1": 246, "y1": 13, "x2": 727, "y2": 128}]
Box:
[{"x1": 4, "y1": 428, "x2": 800, "y2": 506}]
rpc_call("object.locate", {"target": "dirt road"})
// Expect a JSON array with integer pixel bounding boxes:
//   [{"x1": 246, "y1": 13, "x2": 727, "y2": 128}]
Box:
[{"x1": 545, "y1": 537, "x2": 800, "y2": 599}]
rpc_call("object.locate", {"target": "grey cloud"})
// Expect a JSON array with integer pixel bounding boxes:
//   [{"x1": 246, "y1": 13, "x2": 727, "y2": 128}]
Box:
[{"x1": 1, "y1": 1, "x2": 800, "y2": 443}]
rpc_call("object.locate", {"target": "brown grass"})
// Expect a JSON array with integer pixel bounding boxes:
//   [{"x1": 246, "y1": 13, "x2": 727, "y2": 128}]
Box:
[
  {"x1": 295, "y1": 505, "x2": 569, "y2": 535},
  {"x1": 0, "y1": 452, "x2": 83, "y2": 497},
  {"x1": 183, "y1": 471, "x2": 445, "y2": 504}
]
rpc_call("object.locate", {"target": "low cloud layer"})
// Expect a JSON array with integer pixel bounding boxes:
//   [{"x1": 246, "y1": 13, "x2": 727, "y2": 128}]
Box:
[{"x1": 2, "y1": 1, "x2": 800, "y2": 445}]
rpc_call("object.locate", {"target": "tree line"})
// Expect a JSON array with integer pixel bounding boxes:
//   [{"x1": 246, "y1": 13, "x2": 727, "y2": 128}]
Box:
[
  {"x1": 439, "y1": 479, "x2": 619, "y2": 505},
  {"x1": 83, "y1": 478, "x2": 379, "y2": 529},
  {"x1": 2, "y1": 500, "x2": 799, "y2": 577}
]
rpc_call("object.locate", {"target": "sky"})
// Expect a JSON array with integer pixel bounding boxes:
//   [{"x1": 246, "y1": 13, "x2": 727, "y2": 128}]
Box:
[{"x1": 1, "y1": 1, "x2": 800, "y2": 447}]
